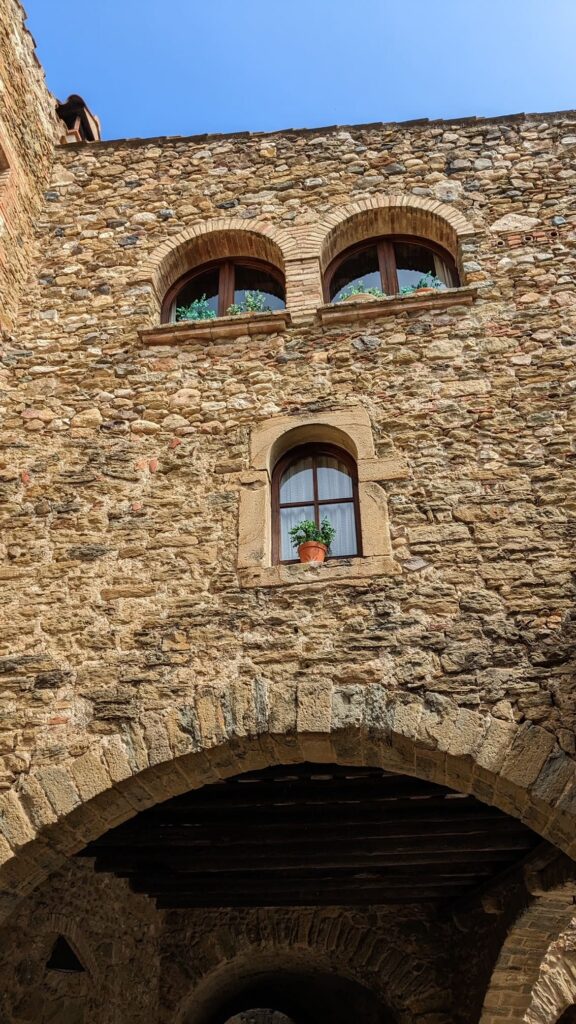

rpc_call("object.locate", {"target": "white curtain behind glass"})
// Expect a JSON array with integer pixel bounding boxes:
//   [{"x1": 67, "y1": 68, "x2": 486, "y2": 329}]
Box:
[
  {"x1": 322, "y1": 503, "x2": 356, "y2": 556},
  {"x1": 280, "y1": 505, "x2": 315, "y2": 560},
  {"x1": 278, "y1": 453, "x2": 358, "y2": 560},
  {"x1": 317, "y1": 456, "x2": 353, "y2": 499},
  {"x1": 279, "y1": 458, "x2": 313, "y2": 503}
]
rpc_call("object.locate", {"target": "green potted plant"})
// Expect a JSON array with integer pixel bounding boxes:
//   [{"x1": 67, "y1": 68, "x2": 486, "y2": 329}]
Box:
[
  {"x1": 227, "y1": 290, "x2": 273, "y2": 315},
  {"x1": 289, "y1": 517, "x2": 336, "y2": 564},
  {"x1": 337, "y1": 282, "x2": 385, "y2": 303},
  {"x1": 176, "y1": 295, "x2": 217, "y2": 321},
  {"x1": 400, "y1": 274, "x2": 443, "y2": 296}
]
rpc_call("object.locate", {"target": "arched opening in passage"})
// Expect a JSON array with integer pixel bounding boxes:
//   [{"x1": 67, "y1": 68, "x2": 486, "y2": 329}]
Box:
[
  {"x1": 73, "y1": 762, "x2": 549, "y2": 1024},
  {"x1": 226, "y1": 1013, "x2": 295, "y2": 1024},
  {"x1": 200, "y1": 969, "x2": 391, "y2": 1024}
]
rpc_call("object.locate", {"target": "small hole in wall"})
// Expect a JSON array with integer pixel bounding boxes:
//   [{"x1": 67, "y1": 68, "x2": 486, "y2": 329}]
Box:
[
  {"x1": 523, "y1": 234, "x2": 534, "y2": 242},
  {"x1": 550, "y1": 230, "x2": 559, "y2": 239},
  {"x1": 46, "y1": 936, "x2": 85, "y2": 973},
  {"x1": 0, "y1": 141, "x2": 9, "y2": 184},
  {"x1": 496, "y1": 240, "x2": 506, "y2": 248}
]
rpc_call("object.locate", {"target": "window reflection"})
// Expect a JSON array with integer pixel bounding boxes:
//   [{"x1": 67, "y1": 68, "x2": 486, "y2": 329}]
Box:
[
  {"x1": 167, "y1": 259, "x2": 286, "y2": 321},
  {"x1": 326, "y1": 237, "x2": 458, "y2": 303},
  {"x1": 330, "y1": 246, "x2": 380, "y2": 302}
]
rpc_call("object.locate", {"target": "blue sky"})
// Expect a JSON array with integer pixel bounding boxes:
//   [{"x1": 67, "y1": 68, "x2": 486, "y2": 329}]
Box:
[{"x1": 25, "y1": 0, "x2": 576, "y2": 142}]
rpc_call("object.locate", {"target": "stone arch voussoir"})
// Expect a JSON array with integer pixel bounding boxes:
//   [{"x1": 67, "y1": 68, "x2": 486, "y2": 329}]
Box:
[
  {"x1": 526, "y1": 946, "x2": 576, "y2": 1024},
  {"x1": 173, "y1": 926, "x2": 446, "y2": 1024},
  {"x1": 1, "y1": 684, "x2": 576, "y2": 927}
]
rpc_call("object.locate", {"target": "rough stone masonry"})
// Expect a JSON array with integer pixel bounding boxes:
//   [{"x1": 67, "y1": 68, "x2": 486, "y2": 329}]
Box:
[{"x1": 1, "y1": 0, "x2": 576, "y2": 1021}]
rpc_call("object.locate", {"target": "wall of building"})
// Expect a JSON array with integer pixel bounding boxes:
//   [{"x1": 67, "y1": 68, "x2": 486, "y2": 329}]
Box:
[
  {"x1": 0, "y1": 0, "x2": 58, "y2": 330},
  {"x1": 1, "y1": 111, "x2": 575, "y2": 795},
  {"x1": 0, "y1": 110, "x2": 575, "y2": 1024}
]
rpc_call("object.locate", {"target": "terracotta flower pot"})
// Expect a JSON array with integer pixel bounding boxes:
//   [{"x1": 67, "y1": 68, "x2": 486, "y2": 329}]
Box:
[
  {"x1": 298, "y1": 541, "x2": 328, "y2": 563},
  {"x1": 413, "y1": 287, "x2": 438, "y2": 296},
  {"x1": 341, "y1": 291, "x2": 376, "y2": 302}
]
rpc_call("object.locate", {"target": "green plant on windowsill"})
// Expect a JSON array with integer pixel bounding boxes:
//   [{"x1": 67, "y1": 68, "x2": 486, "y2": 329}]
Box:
[
  {"x1": 227, "y1": 290, "x2": 273, "y2": 315},
  {"x1": 289, "y1": 517, "x2": 336, "y2": 564},
  {"x1": 336, "y1": 281, "x2": 386, "y2": 302},
  {"x1": 175, "y1": 295, "x2": 217, "y2": 321},
  {"x1": 400, "y1": 274, "x2": 444, "y2": 295}
]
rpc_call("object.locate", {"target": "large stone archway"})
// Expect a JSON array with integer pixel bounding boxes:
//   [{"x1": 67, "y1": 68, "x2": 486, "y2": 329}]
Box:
[{"x1": 2, "y1": 682, "x2": 575, "y2": 924}]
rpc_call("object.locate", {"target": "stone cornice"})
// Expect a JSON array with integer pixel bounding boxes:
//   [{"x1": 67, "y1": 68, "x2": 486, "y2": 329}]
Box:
[
  {"x1": 317, "y1": 285, "x2": 478, "y2": 325},
  {"x1": 139, "y1": 309, "x2": 291, "y2": 345}
]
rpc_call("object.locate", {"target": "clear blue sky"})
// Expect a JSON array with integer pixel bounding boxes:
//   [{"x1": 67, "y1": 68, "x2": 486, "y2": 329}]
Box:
[{"x1": 25, "y1": 0, "x2": 576, "y2": 142}]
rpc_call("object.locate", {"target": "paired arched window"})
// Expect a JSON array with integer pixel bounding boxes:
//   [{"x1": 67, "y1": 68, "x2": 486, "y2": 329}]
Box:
[
  {"x1": 325, "y1": 235, "x2": 459, "y2": 303},
  {"x1": 272, "y1": 444, "x2": 361, "y2": 564},
  {"x1": 161, "y1": 232, "x2": 460, "y2": 322},
  {"x1": 163, "y1": 258, "x2": 286, "y2": 322}
]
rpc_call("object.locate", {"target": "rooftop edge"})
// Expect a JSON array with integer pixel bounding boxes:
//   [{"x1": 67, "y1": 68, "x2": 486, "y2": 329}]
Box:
[{"x1": 56, "y1": 107, "x2": 576, "y2": 152}]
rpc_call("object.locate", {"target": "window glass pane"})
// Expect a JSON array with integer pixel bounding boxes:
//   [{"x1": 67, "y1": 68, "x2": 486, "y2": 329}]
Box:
[
  {"x1": 316, "y1": 456, "x2": 353, "y2": 500},
  {"x1": 321, "y1": 503, "x2": 357, "y2": 557},
  {"x1": 174, "y1": 268, "x2": 219, "y2": 320},
  {"x1": 280, "y1": 458, "x2": 314, "y2": 503},
  {"x1": 330, "y1": 246, "x2": 381, "y2": 302},
  {"x1": 234, "y1": 264, "x2": 285, "y2": 311},
  {"x1": 280, "y1": 505, "x2": 315, "y2": 561},
  {"x1": 394, "y1": 242, "x2": 448, "y2": 293}
]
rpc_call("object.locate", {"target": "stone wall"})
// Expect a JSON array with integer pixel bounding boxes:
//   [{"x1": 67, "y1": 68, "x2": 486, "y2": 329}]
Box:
[
  {"x1": 1, "y1": 111, "x2": 575, "y2": 799},
  {"x1": 0, "y1": 858, "x2": 159, "y2": 1023},
  {"x1": 0, "y1": 111, "x2": 575, "y2": 1024},
  {"x1": 0, "y1": 0, "x2": 58, "y2": 330}
]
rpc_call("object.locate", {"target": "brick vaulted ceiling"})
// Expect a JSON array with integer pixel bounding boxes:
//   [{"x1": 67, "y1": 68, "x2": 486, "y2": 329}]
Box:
[{"x1": 80, "y1": 764, "x2": 541, "y2": 910}]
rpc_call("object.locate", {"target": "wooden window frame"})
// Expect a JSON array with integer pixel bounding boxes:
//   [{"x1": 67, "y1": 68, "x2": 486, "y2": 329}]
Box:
[
  {"x1": 161, "y1": 257, "x2": 286, "y2": 322},
  {"x1": 271, "y1": 443, "x2": 362, "y2": 565},
  {"x1": 323, "y1": 234, "x2": 459, "y2": 303}
]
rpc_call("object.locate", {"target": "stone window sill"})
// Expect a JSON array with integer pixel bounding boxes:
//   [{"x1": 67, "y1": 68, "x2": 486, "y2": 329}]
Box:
[
  {"x1": 238, "y1": 555, "x2": 400, "y2": 589},
  {"x1": 316, "y1": 286, "x2": 478, "y2": 326},
  {"x1": 140, "y1": 309, "x2": 291, "y2": 345}
]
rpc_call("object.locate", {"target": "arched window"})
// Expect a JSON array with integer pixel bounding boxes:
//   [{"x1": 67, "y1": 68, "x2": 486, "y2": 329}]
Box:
[
  {"x1": 324, "y1": 236, "x2": 459, "y2": 303},
  {"x1": 272, "y1": 445, "x2": 361, "y2": 564},
  {"x1": 162, "y1": 258, "x2": 286, "y2": 322}
]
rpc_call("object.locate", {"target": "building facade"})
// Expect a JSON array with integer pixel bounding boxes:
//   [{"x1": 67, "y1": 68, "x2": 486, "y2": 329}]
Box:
[{"x1": 1, "y1": 1, "x2": 576, "y2": 1021}]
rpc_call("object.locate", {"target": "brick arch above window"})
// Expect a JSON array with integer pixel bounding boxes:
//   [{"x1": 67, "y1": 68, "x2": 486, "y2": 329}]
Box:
[
  {"x1": 317, "y1": 194, "x2": 477, "y2": 276},
  {"x1": 139, "y1": 218, "x2": 296, "y2": 306}
]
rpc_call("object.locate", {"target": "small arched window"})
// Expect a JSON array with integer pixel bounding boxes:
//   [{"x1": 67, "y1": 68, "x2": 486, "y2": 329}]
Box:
[
  {"x1": 272, "y1": 445, "x2": 361, "y2": 564},
  {"x1": 325, "y1": 235, "x2": 459, "y2": 303},
  {"x1": 162, "y1": 258, "x2": 286, "y2": 322}
]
